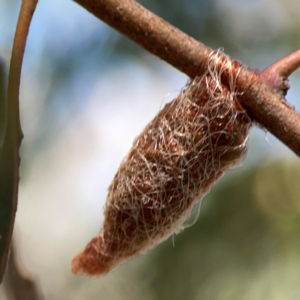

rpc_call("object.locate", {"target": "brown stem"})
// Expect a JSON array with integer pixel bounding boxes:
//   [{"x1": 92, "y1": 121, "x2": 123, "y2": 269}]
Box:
[
  {"x1": 0, "y1": 0, "x2": 38, "y2": 283},
  {"x1": 73, "y1": 0, "x2": 211, "y2": 78},
  {"x1": 74, "y1": 0, "x2": 300, "y2": 157},
  {"x1": 8, "y1": 0, "x2": 38, "y2": 139},
  {"x1": 262, "y1": 49, "x2": 300, "y2": 79},
  {"x1": 260, "y1": 50, "x2": 300, "y2": 96},
  {"x1": 237, "y1": 67, "x2": 300, "y2": 155}
]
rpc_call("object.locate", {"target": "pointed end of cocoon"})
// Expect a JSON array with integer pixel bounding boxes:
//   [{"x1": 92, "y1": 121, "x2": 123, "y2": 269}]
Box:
[{"x1": 71, "y1": 237, "x2": 111, "y2": 276}]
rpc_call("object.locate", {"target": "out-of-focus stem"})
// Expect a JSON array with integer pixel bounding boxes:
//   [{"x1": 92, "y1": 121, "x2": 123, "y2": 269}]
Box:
[{"x1": 0, "y1": 0, "x2": 38, "y2": 283}]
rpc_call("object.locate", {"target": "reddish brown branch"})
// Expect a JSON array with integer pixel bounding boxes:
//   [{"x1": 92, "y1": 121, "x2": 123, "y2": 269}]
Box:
[
  {"x1": 73, "y1": 0, "x2": 211, "y2": 78},
  {"x1": 237, "y1": 67, "x2": 300, "y2": 155},
  {"x1": 263, "y1": 49, "x2": 300, "y2": 80},
  {"x1": 74, "y1": 0, "x2": 300, "y2": 157},
  {"x1": 260, "y1": 50, "x2": 300, "y2": 95}
]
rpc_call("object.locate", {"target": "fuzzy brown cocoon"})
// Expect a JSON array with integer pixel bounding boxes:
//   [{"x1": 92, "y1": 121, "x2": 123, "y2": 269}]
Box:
[{"x1": 71, "y1": 51, "x2": 252, "y2": 276}]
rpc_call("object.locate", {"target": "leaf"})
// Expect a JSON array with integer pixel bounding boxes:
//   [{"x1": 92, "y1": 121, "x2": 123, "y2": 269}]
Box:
[
  {"x1": 0, "y1": 59, "x2": 7, "y2": 147},
  {"x1": 0, "y1": 56, "x2": 19, "y2": 282}
]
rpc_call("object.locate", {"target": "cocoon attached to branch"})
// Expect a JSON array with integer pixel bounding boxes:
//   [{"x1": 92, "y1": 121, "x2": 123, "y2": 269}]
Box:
[{"x1": 71, "y1": 51, "x2": 252, "y2": 276}]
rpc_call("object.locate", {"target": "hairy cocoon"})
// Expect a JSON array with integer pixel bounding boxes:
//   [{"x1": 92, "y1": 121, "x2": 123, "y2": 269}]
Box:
[{"x1": 71, "y1": 51, "x2": 252, "y2": 276}]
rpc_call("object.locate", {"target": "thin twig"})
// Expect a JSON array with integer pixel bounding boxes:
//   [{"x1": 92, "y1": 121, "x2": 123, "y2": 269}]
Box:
[
  {"x1": 74, "y1": 0, "x2": 300, "y2": 157},
  {"x1": 260, "y1": 50, "x2": 300, "y2": 95},
  {"x1": 0, "y1": 0, "x2": 38, "y2": 283},
  {"x1": 262, "y1": 49, "x2": 300, "y2": 80}
]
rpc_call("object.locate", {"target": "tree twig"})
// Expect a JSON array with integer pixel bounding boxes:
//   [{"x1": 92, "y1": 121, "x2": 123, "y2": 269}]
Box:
[
  {"x1": 260, "y1": 50, "x2": 300, "y2": 95},
  {"x1": 0, "y1": 0, "x2": 38, "y2": 283},
  {"x1": 74, "y1": 0, "x2": 300, "y2": 157}
]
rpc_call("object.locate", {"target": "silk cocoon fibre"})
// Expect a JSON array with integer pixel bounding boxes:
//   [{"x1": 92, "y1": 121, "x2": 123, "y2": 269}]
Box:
[{"x1": 71, "y1": 51, "x2": 252, "y2": 276}]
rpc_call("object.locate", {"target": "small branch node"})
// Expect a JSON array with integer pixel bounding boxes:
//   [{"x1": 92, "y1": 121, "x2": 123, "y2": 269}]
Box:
[{"x1": 260, "y1": 49, "x2": 300, "y2": 96}]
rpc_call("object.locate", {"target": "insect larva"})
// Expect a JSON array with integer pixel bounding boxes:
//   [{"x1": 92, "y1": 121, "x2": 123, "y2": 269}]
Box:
[{"x1": 71, "y1": 51, "x2": 252, "y2": 276}]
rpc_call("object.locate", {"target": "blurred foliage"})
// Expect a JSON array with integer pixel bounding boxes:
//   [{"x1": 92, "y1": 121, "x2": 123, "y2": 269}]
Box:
[
  {"x1": 1, "y1": 0, "x2": 300, "y2": 299},
  {"x1": 42, "y1": 159, "x2": 300, "y2": 300},
  {"x1": 129, "y1": 159, "x2": 300, "y2": 300}
]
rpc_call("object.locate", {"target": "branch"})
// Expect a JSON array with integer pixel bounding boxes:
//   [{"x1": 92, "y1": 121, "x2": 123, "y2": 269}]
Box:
[
  {"x1": 74, "y1": 0, "x2": 300, "y2": 156},
  {"x1": 74, "y1": 0, "x2": 211, "y2": 78},
  {"x1": 260, "y1": 50, "x2": 300, "y2": 95},
  {"x1": 0, "y1": 0, "x2": 38, "y2": 283}
]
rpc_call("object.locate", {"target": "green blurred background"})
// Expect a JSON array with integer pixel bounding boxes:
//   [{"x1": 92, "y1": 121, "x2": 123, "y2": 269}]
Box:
[{"x1": 1, "y1": 0, "x2": 300, "y2": 299}]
